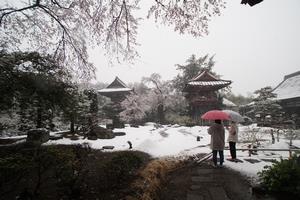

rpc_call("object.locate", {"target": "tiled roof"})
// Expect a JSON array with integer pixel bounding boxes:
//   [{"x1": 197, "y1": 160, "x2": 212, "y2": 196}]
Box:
[
  {"x1": 192, "y1": 70, "x2": 219, "y2": 81},
  {"x1": 106, "y1": 76, "x2": 129, "y2": 88},
  {"x1": 273, "y1": 71, "x2": 300, "y2": 100},
  {"x1": 98, "y1": 88, "x2": 132, "y2": 93},
  {"x1": 183, "y1": 70, "x2": 231, "y2": 92},
  {"x1": 188, "y1": 80, "x2": 231, "y2": 86},
  {"x1": 98, "y1": 76, "x2": 132, "y2": 94}
]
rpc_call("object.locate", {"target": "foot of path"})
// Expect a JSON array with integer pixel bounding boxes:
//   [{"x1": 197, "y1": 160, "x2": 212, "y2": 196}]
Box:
[
  {"x1": 159, "y1": 161, "x2": 275, "y2": 200},
  {"x1": 186, "y1": 162, "x2": 252, "y2": 200}
]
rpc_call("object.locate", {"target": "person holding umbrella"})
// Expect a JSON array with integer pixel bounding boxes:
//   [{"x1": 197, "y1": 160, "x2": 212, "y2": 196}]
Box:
[
  {"x1": 202, "y1": 110, "x2": 229, "y2": 167},
  {"x1": 222, "y1": 110, "x2": 243, "y2": 162},
  {"x1": 208, "y1": 119, "x2": 225, "y2": 167},
  {"x1": 227, "y1": 121, "x2": 239, "y2": 161}
]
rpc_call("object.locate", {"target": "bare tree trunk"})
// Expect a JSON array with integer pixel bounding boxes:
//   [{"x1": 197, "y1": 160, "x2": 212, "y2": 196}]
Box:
[
  {"x1": 36, "y1": 107, "x2": 42, "y2": 128},
  {"x1": 70, "y1": 110, "x2": 75, "y2": 133},
  {"x1": 270, "y1": 129, "x2": 275, "y2": 144},
  {"x1": 157, "y1": 104, "x2": 165, "y2": 124}
]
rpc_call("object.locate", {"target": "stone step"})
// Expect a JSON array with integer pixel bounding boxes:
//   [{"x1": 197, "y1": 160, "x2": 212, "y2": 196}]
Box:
[
  {"x1": 190, "y1": 185, "x2": 202, "y2": 190},
  {"x1": 208, "y1": 187, "x2": 230, "y2": 200},
  {"x1": 191, "y1": 176, "x2": 213, "y2": 183},
  {"x1": 243, "y1": 158, "x2": 261, "y2": 164},
  {"x1": 196, "y1": 169, "x2": 215, "y2": 175},
  {"x1": 187, "y1": 192, "x2": 204, "y2": 200}
]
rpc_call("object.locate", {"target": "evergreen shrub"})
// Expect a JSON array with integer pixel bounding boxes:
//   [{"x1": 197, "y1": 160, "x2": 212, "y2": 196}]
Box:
[
  {"x1": 103, "y1": 152, "x2": 144, "y2": 188},
  {"x1": 166, "y1": 114, "x2": 196, "y2": 126},
  {"x1": 258, "y1": 155, "x2": 300, "y2": 197}
]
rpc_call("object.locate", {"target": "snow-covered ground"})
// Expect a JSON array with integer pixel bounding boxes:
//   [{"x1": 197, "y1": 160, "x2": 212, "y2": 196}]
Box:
[{"x1": 6, "y1": 123, "x2": 300, "y2": 183}]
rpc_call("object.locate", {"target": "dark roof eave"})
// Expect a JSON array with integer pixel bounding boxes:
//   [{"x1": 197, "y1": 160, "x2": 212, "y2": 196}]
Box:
[
  {"x1": 187, "y1": 80, "x2": 231, "y2": 86},
  {"x1": 183, "y1": 83, "x2": 231, "y2": 92}
]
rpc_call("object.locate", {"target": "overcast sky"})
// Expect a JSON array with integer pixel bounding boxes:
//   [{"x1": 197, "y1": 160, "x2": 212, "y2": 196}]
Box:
[{"x1": 89, "y1": 0, "x2": 300, "y2": 96}]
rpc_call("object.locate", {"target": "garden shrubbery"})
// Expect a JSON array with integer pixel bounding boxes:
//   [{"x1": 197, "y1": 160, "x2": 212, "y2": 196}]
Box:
[
  {"x1": 127, "y1": 158, "x2": 181, "y2": 200},
  {"x1": 0, "y1": 144, "x2": 150, "y2": 200},
  {"x1": 258, "y1": 155, "x2": 300, "y2": 198},
  {"x1": 102, "y1": 151, "x2": 145, "y2": 189},
  {"x1": 165, "y1": 114, "x2": 197, "y2": 126}
]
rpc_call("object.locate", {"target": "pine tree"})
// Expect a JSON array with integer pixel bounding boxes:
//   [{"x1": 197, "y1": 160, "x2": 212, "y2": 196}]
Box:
[
  {"x1": 252, "y1": 86, "x2": 285, "y2": 126},
  {"x1": 172, "y1": 54, "x2": 217, "y2": 91}
]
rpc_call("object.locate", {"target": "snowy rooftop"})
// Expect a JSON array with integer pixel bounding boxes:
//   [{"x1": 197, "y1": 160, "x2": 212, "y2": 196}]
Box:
[
  {"x1": 98, "y1": 88, "x2": 132, "y2": 93},
  {"x1": 188, "y1": 80, "x2": 231, "y2": 86},
  {"x1": 184, "y1": 70, "x2": 231, "y2": 91},
  {"x1": 98, "y1": 76, "x2": 132, "y2": 93},
  {"x1": 273, "y1": 71, "x2": 300, "y2": 100},
  {"x1": 223, "y1": 98, "x2": 237, "y2": 107}
]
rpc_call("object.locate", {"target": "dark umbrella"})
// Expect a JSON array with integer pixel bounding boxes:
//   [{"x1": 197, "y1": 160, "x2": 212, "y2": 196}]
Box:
[{"x1": 201, "y1": 110, "x2": 230, "y2": 120}]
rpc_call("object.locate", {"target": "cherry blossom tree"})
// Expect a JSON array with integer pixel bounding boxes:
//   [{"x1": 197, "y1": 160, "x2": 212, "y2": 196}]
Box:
[
  {"x1": 120, "y1": 93, "x2": 150, "y2": 124},
  {"x1": 0, "y1": 0, "x2": 225, "y2": 79},
  {"x1": 142, "y1": 73, "x2": 177, "y2": 124}
]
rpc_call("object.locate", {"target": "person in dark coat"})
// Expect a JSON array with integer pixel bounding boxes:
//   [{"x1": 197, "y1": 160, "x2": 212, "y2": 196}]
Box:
[{"x1": 208, "y1": 119, "x2": 225, "y2": 167}]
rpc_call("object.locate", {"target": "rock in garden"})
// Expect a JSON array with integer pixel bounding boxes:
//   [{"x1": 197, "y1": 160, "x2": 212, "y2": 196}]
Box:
[
  {"x1": 102, "y1": 145, "x2": 114, "y2": 150},
  {"x1": 26, "y1": 128, "x2": 50, "y2": 144},
  {"x1": 88, "y1": 126, "x2": 115, "y2": 139},
  {"x1": 114, "y1": 132, "x2": 126, "y2": 136}
]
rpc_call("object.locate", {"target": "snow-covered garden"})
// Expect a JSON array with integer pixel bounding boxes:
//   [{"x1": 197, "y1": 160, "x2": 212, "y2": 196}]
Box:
[{"x1": 41, "y1": 123, "x2": 300, "y2": 182}]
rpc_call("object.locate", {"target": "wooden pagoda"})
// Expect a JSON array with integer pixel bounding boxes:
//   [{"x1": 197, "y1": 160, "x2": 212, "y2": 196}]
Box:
[
  {"x1": 98, "y1": 76, "x2": 132, "y2": 102},
  {"x1": 183, "y1": 70, "x2": 232, "y2": 120},
  {"x1": 98, "y1": 77, "x2": 132, "y2": 128}
]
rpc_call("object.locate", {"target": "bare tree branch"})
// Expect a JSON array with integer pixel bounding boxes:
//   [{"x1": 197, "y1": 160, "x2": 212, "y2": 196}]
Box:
[
  {"x1": 155, "y1": 0, "x2": 166, "y2": 8},
  {"x1": 0, "y1": 4, "x2": 39, "y2": 25},
  {"x1": 38, "y1": 5, "x2": 89, "y2": 66},
  {"x1": 51, "y1": 0, "x2": 70, "y2": 9},
  {"x1": 123, "y1": 0, "x2": 130, "y2": 50},
  {"x1": 0, "y1": 0, "x2": 224, "y2": 79}
]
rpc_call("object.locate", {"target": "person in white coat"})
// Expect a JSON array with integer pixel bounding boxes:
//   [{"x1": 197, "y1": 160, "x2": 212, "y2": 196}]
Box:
[{"x1": 227, "y1": 121, "x2": 238, "y2": 160}]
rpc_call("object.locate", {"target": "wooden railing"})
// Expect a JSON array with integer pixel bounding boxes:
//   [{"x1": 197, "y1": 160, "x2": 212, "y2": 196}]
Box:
[{"x1": 224, "y1": 147, "x2": 300, "y2": 157}]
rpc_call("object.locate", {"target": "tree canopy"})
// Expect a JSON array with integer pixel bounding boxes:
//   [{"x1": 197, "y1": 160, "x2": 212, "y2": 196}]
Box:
[
  {"x1": 254, "y1": 86, "x2": 277, "y2": 102},
  {"x1": 0, "y1": 0, "x2": 225, "y2": 79},
  {"x1": 172, "y1": 54, "x2": 217, "y2": 91},
  {"x1": 0, "y1": 51, "x2": 75, "y2": 129}
]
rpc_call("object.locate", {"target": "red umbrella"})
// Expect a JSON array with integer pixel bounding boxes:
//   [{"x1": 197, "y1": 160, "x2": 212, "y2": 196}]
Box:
[{"x1": 201, "y1": 110, "x2": 230, "y2": 120}]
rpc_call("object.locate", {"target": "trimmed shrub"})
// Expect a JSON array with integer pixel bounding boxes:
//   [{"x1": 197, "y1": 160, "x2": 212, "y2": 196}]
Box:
[
  {"x1": 258, "y1": 155, "x2": 300, "y2": 198},
  {"x1": 165, "y1": 114, "x2": 196, "y2": 126},
  {"x1": 102, "y1": 152, "x2": 144, "y2": 189}
]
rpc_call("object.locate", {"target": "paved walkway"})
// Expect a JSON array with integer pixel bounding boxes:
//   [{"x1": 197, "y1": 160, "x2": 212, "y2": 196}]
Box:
[
  {"x1": 160, "y1": 158, "x2": 275, "y2": 200},
  {"x1": 185, "y1": 161, "x2": 256, "y2": 200}
]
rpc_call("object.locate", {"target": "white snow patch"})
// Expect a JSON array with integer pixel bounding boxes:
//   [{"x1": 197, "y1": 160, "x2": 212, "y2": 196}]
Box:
[{"x1": 1, "y1": 123, "x2": 295, "y2": 184}]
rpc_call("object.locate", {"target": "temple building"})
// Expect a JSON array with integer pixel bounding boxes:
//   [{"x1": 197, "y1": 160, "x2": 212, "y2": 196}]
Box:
[
  {"x1": 98, "y1": 77, "x2": 132, "y2": 128},
  {"x1": 98, "y1": 76, "x2": 132, "y2": 102},
  {"x1": 272, "y1": 71, "x2": 300, "y2": 126},
  {"x1": 183, "y1": 70, "x2": 232, "y2": 120}
]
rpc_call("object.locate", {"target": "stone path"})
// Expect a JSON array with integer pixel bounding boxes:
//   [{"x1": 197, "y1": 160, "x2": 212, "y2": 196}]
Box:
[
  {"x1": 185, "y1": 159, "x2": 277, "y2": 200},
  {"x1": 161, "y1": 160, "x2": 256, "y2": 200},
  {"x1": 160, "y1": 156, "x2": 276, "y2": 200},
  {"x1": 187, "y1": 166, "x2": 232, "y2": 200}
]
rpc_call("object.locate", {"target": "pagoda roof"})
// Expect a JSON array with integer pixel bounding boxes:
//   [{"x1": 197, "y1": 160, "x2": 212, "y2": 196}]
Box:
[
  {"x1": 192, "y1": 70, "x2": 220, "y2": 81},
  {"x1": 107, "y1": 76, "x2": 129, "y2": 88},
  {"x1": 184, "y1": 70, "x2": 232, "y2": 91},
  {"x1": 98, "y1": 76, "x2": 132, "y2": 93},
  {"x1": 273, "y1": 71, "x2": 300, "y2": 100},
  {"x1": 98, "y1": 88, "x2": 132, "y2": 93}
]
